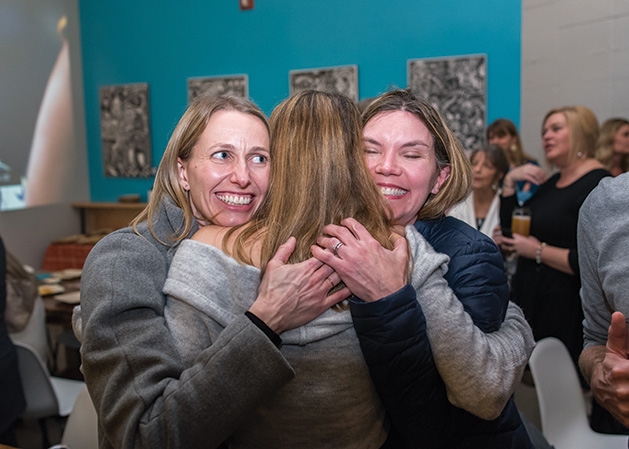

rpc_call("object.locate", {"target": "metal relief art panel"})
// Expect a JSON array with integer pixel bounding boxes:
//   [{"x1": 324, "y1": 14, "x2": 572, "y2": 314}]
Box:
[
  {"x1": 99, "y1": 83, "x2": 153, "y2": 177},
  {"x1": 187, "y1": 75, "x2": 249, "y2": 103},
  {"x1": 407, "y1": 55, "x2": 486, "y2": 151},
  {"x1": 289, "y1": 65, "x2": 358, "y2": 101}
]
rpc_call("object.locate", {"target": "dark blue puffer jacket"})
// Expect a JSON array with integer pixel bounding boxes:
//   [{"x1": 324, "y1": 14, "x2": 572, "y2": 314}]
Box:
[{"x1": 350, "y1": 216, "x2": 533, "y2": 449}]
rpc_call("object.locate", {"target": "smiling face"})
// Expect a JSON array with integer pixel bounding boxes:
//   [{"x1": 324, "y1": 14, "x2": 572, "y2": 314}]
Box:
[
  {"x1": 177, "y1": 109, "x2": 270, "y2": 227},
  {"x1": 542, "y1": 112, "x2": 571, "y2": 166},
  {"x1": 613, "y1": 124, "x2": 629, "y2": 155},
  {"x1": 363, "y1": 110, "x2": 450, "y2": 226}
]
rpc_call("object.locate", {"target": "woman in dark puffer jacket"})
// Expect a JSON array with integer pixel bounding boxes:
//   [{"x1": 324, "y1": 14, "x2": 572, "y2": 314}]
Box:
[{"x1": 314, "y1": 89, "x2": 536, "y2": 448}]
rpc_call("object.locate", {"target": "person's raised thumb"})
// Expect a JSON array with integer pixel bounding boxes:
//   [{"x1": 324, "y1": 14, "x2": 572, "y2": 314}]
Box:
[{"x1": 607, "y1": 311, "x2": 629, "y2": 358}]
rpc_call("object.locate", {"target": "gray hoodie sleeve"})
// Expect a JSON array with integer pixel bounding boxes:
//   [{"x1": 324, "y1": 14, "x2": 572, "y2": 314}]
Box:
[
  {"x1": 78, "y1": 231, "x2": 294, "y2": 449},
  {"x1": 406, "y1": 226, "x2": 535, "y2": 420}
]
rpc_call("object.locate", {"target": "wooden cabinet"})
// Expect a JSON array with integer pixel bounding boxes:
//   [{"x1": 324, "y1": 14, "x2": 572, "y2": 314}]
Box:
[{"x1": 72, "y1": 202, "x2": 146, "y2": 234}]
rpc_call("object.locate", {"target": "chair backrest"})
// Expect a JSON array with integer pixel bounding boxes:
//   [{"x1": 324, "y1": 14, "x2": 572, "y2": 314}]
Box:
[
  {"x1": 60, "y1": 384, "x2": 99, "y2": 449},
  {"x1": 528, "y1": 337, "x2": 590, "y2": 442},
  {"x1": 13, "y1": 341, "x2": 60, "y2": 420},
  {"x1": 10, "y1": 296, "x2": 49, "y2": 362}
]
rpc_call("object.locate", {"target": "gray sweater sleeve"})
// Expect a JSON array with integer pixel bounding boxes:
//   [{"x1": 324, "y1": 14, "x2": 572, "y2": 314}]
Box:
[
  {"x1": 78, "y1": 232, "x2": 294, "y2": 449},
  {"x1": 406, "y1": 226, "x2": 535, "y2": 420},
  {"x1": 579, "y1": 174, "x2": 629, "y2": 349}
]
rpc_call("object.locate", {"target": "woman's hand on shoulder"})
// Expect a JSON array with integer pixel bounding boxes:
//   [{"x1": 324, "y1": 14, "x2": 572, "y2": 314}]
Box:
[
  {"x1": 250, "y1": 236, "x2": 350, "y2": 334},
  {"x1": 311, "y1": 218, "x2": 408, "y2": 302}
]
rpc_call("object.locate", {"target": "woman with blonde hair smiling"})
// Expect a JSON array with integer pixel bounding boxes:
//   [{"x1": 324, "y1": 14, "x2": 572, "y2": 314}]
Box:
[{"x1": 77, "y1": 94, "x2": 347, "y2": 449}]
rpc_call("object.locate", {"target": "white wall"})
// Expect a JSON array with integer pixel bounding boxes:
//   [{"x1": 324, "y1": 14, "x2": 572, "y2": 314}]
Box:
[
  {"x1": 0, "y1": 0, "x2": 88, "y2": 267},
  {"x1": 521, "y1": 0, "x2": 629, "y2": 164}
]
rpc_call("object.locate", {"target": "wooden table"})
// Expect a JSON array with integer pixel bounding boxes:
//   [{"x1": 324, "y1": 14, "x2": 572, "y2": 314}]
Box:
[{"x1": 72, "y1": 201, "x2": 146, "y2": 234}]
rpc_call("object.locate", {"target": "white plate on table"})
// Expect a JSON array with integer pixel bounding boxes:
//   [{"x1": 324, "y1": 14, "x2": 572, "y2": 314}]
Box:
[
  {"x1": 38, "y1": 284, "x2": 65, "y2": 296},
  {"x1": 52, "y1": 268, "x2": 83, "y2": 280},
  {"x1": 53, "y1": 291, "x2": 81, "y2": 304}
]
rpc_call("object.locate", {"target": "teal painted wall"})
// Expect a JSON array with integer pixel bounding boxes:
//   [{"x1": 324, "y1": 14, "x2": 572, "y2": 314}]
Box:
[{"x1": 79, "y1": 0, "x2": 521, "y2": 202}]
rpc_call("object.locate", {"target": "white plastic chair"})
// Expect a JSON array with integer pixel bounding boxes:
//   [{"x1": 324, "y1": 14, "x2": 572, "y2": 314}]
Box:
[
  {"x1": 10, "y1": 296, "x2": 49, "y2": 363},
  {"x1": 48, "y1": 384, "x2": 99, "y2": 449},
  {"x1": 528, "y1": 337, "x2": 628, "y2": 449},
  {"x1": 13, "y1": 341, "x2": 85, "y2": 448}
]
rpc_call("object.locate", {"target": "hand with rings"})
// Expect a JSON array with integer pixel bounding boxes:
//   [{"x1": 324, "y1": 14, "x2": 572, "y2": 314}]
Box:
[
  {"x1": 311, "y1": 217, "x2": 408, "y2": 302},
  {"x1": 332, "y1": 240, "x2": 344, "y2": 257}
]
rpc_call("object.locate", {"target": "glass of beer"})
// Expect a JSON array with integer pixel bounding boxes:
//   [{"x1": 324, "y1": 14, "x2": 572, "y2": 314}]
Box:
[{"x1": 511, "y1": 207, "x2": 531, "y2": 237}]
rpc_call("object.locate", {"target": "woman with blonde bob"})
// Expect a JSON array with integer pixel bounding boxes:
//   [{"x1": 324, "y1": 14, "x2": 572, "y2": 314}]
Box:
[
  {"x1": 498, "y1": 105, "x2": 609, "y2": 377},
  {"x1": 595, "y1": 117, "x2": 629, "y2": 176},
  {"x1": 314, "y1": 88, "x2": 535, "y2": 448}
]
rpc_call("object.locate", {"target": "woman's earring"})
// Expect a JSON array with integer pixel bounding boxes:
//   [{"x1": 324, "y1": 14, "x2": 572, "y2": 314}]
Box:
[
  {"x1": 510, "y1": 143, "x2": 518, "y2": 152},
  {"x1": 577, "y1": 151, "x2": 584, "y2": 159}
]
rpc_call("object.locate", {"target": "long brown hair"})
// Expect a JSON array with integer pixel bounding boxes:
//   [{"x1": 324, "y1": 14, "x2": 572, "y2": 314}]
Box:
[
  {"x1": 230, "y1": 90, "x2": 393, "y2": 272},
  {"x1": 131, "y1": 94, "x2": 269, "y2": 244}
]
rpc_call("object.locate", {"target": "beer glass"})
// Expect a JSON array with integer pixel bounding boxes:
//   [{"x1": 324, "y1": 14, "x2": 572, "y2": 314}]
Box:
[{"x1": 511, "y1": 207, "x2": 531, "y2": 237}]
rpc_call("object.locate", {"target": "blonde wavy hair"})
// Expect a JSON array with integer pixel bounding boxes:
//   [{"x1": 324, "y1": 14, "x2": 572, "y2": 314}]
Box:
[
  {"x1": 229, "y1": 90, "x2": 394, "y2": 273},
  {"x1": 595, "y1": 117, "x2": 629, "y2": 173},
  {"x1": 131, "y1": 94, "x2": 269, "y2": 244},
  {"x1": 542, "y1": 105, "x2": 599, "y2": 162},
  {"x1": 361, "y1": 88, "x2": 472, "y2": 221}
]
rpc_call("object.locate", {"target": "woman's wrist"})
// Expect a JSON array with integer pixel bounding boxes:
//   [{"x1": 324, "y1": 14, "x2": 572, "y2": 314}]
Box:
[
  {"x1": 536, "y1": 242, "x2": 547, "y2": 264},
  {"x1": 502, "y1": 180, "x2": 515, "y2": 190}
]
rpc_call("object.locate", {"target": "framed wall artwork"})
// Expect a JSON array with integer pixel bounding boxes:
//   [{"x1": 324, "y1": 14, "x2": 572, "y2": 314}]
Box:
[
  {"x1": 99, "y1": 83, "x2": 153, "y2": 178},
  {"x1": 289, "y1": 65, "x2": 358, "y2": 101},
  {"x1": 187, "y1": 74, "x2": 249, "y2": 103},
  {"x1": 407, "y1": 54, "x2": 487, "y2": 151}
]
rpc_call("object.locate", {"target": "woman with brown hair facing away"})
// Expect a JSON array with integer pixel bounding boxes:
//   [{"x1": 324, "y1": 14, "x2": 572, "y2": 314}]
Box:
[{"x1": 164, "y1": 90, "x2": 400, "y2": 447}]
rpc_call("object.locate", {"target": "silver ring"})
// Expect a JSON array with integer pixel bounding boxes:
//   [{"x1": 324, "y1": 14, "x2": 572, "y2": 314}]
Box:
[{"x1": 332, "y1": 241, "x2": 344, "y2": 256}]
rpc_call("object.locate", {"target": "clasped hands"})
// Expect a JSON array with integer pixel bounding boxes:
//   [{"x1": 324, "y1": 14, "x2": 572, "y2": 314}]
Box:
[{"x1": 249, "y1": 218, "x2": 408, "y2": 334}]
